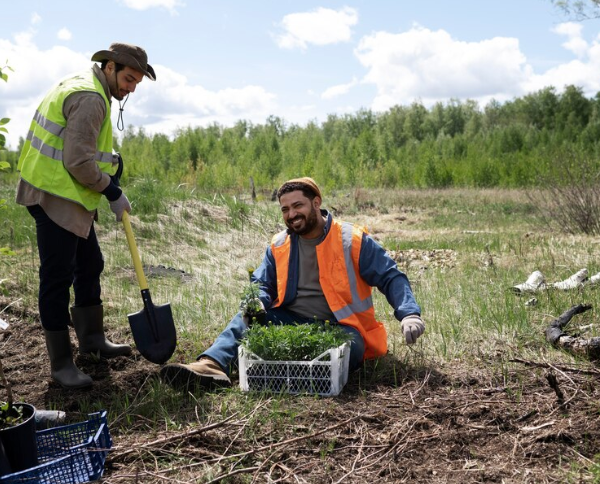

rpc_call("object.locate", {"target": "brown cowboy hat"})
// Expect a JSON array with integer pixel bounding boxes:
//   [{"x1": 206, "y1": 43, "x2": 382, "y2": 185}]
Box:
[{"x1": 91, "y1": 42, "x2": 156, "y2": 81}]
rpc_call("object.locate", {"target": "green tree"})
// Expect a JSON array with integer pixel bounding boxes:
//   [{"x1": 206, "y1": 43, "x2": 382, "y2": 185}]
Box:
[
  {"x1": 0, "y1": 62, "x2": 15, "y2": 257},
  {"x1": 552, "y1": 0, "x2": 600, "y2": 19},
  {"x1": 514, "y1": 87, "x2": 558, "y2": 130},
  {"x1": 556, "y1": 85, "x2": 591, "y2": 138},
  {"x1": 404, "y1": 102, "x2": 428, "y2": 141},
  {"x1": 0, "y1": 62, "x2": 13, "y2": 151}
]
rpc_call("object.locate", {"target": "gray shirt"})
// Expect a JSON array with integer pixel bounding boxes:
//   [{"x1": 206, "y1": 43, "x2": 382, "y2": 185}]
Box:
[{"x1": 286, "y1": 235, "x2": 336, "y2": 321}]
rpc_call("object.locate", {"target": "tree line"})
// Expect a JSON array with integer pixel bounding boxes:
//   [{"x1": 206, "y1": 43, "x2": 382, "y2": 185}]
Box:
[{"x1": 3, "y1": 84, "x2": 600, "y2": 192}]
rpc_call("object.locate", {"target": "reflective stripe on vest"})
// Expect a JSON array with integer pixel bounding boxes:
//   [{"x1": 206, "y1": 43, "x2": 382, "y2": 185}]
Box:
[
  {"x1": 332, "y1": 222, "x2": 374, "y2": 321},
  {"x1": 270, "y1": 220, "x2": 388, "y2": 359},
  {"x1": 17, "y1": 70, "x2": 116, "y2": 211},
  {"x1": 25, "y1": 111, "x2": 114, "y2": 164}
]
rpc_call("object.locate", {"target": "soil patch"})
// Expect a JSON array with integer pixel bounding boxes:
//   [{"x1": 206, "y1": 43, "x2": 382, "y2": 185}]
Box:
[{"x1": 1, "y1": 298, "x2": 599, "y2": 483}]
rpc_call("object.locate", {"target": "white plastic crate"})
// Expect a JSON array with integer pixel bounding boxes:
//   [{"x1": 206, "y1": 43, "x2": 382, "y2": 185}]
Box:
[{"x1": 238, "y1": 342, "x2": 351, "y2": 396}]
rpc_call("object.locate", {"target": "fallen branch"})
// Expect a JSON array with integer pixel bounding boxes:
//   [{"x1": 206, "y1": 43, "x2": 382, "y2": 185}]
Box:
[
  {"x1": 109, "y1": 414, "x2": 361, "y2": 482},
  {"x1": 220, "y1": 415, "x2": 361, "y2": 462},
  {"x1": 544, "y1": 304, "x2": 600, "y2": 359},
  {"x1": 509, "y1": 358, "x2": 600, "y2": 376},
  {"x1": 520, "y1": 421, "x2": 556, "y2": 433},
  {"x1": 546, "y1": 372, "x2": 565, "y2": 406},
  {"x1": 205, "y1": 465, "x2": 261, "y2": 484},
  {"x1": 111, "y1": 412, "x2": 240, "y2": 459}
]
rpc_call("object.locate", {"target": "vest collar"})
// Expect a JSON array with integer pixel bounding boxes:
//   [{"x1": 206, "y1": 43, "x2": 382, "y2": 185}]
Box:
[
  {"x1": 92, "y1": 64, "x2": 112, "y2": 103},
  {"x1": 321, "y1": 209, "x2": 333, "y2": 240}
]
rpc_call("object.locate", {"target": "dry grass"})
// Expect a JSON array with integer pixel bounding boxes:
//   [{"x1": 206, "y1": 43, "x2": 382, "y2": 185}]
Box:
[{"x1": 2, "y1": 187, "x2": 600, "y2": 482}]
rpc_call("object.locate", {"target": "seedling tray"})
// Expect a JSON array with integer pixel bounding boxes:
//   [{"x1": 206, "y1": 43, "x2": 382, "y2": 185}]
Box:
[
  {"x1": 0, "y1": 411, "x2": 111, "y2": 484},
  {"x1": 238, "y1": 342, "x2": 350, "y2": 396}
]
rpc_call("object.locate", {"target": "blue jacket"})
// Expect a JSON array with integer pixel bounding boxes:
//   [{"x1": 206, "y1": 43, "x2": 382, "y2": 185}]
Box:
[{"x1": 251, "y1": 209, "x2": 421, "y2": 322}]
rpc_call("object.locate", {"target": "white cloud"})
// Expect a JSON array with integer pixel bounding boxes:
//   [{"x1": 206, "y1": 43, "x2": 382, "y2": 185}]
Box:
[
  {"x1": 526, "y1": 27, "x2": 600, "y2": 92},
  {"x1": 274, "y1": 6, "x2": 358, "y2": 50},
  {"x1": 349, "y1": 22, "x2": 600, "y2": 112},
  {"x1": 31, "y1": 13, "x2": 41, "y2": 25},
  {"x1": 133, "y1": 66, "x2": 276, "y2": 120},
  {"x1": 553, "y1": 21, "x2": 583, "y2": 37},
  {"x1": 118, "y1": 0, "x2": 184, "y2": 14},
  {"x1": 525, "y1": 54, "x2": 600, "y2": 94},
  {"x1": 0, "y1": 37, "x2": 90, "y2": 148},
  {"x1": 57, "y1": 28, "x2": 72, "y2": 41},
  {"x1": 354, "y1": 25, "x2": 532, "y2": 110},
  {"x1": 552, "y1": 22, "x2": 588, "y2": 58},
  {"x1": 0, "y1": 37, "x2": 277, "y2": 148},
  {"x1": 321, "y1": 78, "x2": 358, "y2": 99}
]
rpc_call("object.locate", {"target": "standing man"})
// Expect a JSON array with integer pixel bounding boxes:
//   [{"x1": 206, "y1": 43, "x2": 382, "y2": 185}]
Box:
[
  {"x1": 161, "y1": 177, "x2": 425, "y2": 391},
  {"x1": 16, "y1": 43, "x2": 156, "y2": 389}
]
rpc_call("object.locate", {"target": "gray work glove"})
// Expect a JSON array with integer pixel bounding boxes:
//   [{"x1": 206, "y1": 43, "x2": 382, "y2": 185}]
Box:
[
  {"x1": 109, "y1": 193, "x2": 131, "y2": 222},
  {"x1": 401, "y1": 315, "x2": 425, "y2": 345}
]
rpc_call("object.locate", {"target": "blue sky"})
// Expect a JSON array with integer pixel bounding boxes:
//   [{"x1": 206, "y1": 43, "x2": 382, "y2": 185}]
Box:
[{"x1": 1, "y1": 0, "x2": 598, "y2": 148}]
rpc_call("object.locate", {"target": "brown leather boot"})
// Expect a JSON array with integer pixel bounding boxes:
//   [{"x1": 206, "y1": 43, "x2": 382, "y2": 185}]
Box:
[
  {"x1": 160, "y1": 357, "x2": 231, "y2": 392},
  {"x1": 71, "y1": 305, "x2": 132, "y2": 358}
]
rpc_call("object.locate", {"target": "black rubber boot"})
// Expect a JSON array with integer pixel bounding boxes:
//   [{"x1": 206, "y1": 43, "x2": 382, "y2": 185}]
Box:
[
  {"x1": 44, "y1": 330, "x2": 93, "y2": 389},
  {"x1": 71, "y1": 305, "x2": 132, "y2": 358}
]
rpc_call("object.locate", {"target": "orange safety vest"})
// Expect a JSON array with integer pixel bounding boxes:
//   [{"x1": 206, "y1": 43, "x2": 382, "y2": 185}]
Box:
[{"x1": 270, "y1": 220, "x2": 388, "y2": 360}]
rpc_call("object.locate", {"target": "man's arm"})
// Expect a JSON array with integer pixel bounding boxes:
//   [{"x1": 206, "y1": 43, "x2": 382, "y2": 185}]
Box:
[
  {"x1": 250, "y1": 246, "x2": 278, "y2": 309},
  {"x1": 63, "y1": 91, "x2": 113, "y2": 193},
  {"x1": 63, "y1": 91, "x2": 130, "y2": 219},
  {"x1": 358, "y1": 234, "x2": 421, "y2": 321}
]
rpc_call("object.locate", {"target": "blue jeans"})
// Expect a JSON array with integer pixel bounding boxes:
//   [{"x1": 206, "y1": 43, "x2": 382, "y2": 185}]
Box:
[{"x1": 201, "y1": 307, "x2": 365, "y2": 374}]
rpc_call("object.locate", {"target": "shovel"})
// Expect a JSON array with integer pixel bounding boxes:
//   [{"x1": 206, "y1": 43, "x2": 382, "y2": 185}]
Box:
[{"x1": 122, "y1": 211, "x2": 177, "y2": 364}]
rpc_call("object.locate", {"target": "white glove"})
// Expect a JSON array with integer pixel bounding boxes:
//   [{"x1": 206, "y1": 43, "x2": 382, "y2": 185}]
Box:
[
  {"x1": 401, "y1": 315, "x2": 425, "y2": 345},
  {"x1": 109, "y1": 193, "x2": 131, "y2": 222}
]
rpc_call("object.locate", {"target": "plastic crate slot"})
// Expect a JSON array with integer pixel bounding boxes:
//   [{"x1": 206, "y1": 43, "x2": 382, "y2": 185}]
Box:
[
  {"x1": 239, "y1": 343, "x2": 350, "y2": 396},
  {"x1": 0, "y1": 411, "x2": 112, "y2": 484}
]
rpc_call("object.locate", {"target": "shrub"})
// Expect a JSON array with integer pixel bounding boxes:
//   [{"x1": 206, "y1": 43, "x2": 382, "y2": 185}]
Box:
[{"x1": 527, "y1": 149, "x2": 600, "y2": 235}]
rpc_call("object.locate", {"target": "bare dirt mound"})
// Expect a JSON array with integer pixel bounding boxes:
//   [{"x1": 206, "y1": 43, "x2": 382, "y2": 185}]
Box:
[
  {"x1": 1, "y1": 298, "x2": 600, "y2": 483},
  {"x1": 0, "y1": 298, "x2": 153, "y2": 415}
]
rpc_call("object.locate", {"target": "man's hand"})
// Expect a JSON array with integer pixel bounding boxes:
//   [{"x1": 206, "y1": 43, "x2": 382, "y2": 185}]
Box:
[
  {"x1": 401, "y1": 315, "x2": 425, "y2": 345},
  {"x1": 242, "y1": 299, "x2": 265, "y2": 326},
  {"x1": 109, "y1": 193, "x2": 131, "y2": 222}
]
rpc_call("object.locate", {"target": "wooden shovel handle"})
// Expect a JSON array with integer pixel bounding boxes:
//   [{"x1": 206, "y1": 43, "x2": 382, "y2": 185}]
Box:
[{"x1": 122, "y1": 211, "x2": 149, "y2": 291}]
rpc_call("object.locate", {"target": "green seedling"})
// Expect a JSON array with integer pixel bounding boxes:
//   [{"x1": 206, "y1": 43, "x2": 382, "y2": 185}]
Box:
[
  {"x1": 0, "y1": 401, "x2": 24, "y2": 429},
  {"x1": 241, "y1": 321, "x2": 352, "y2": 361},
  {"x1": 239, "y1": 282, "x2": 265, "y2": 318}
]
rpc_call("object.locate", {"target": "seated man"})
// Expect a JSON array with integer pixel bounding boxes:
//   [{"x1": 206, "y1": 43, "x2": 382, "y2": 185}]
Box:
[{"x1": 160, "y1": 177, "x2": 424, "y2": 390}]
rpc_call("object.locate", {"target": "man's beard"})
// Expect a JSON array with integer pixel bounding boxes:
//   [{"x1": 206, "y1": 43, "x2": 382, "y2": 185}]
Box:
[
  {"x1": 286, "y1": 206, "x2": 319, "y2": 235},
  {"x1": 108, "y1": 70, "x2": 125, "y2": 101}
]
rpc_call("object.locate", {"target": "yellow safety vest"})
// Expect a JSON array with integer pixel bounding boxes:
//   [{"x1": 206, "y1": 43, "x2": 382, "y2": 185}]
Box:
[
  {"x1": 271, "y1": 220, "x2": 388, "y2": 360},
  {"x1": 17, "y1": 70, "x2": 116, "y2": 211}
]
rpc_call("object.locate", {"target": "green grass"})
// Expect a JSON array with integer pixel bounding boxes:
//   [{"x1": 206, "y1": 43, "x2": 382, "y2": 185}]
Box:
[
  {"x1": 4, "y1": 181, "x2": 600, "y2": 366},
  {"x1": 3, "y1": 180, "x2": 600, "y2": 481}
]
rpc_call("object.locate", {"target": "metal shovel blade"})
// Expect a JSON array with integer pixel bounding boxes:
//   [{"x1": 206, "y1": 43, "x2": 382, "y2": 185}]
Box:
[
  {"x1": 122, "y1": 212, "x2": 177, "y2": 364},
  {"x1": 128, "y1": 291, "x2": 176, "y2": 365}
]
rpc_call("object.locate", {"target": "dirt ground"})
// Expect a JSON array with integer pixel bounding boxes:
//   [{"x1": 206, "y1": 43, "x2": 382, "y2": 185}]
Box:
[{"x1": 1, "y1": 298, "x2": 600, "y2": 483}]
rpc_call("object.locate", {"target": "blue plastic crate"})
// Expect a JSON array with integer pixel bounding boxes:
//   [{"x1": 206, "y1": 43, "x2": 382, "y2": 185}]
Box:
[{"x1": 0, "y1": 411, "x2": 111, "y2": 484}]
